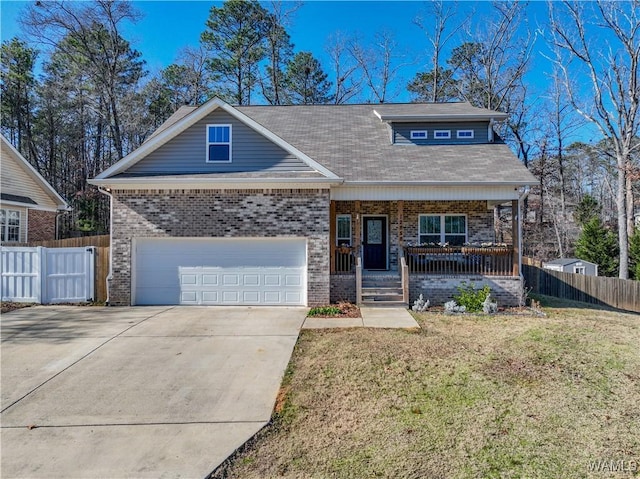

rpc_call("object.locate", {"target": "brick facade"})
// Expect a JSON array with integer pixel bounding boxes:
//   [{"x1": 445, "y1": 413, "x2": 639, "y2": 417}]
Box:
[
  {"x1": 109, "y1": 188, "x2": 330, "y2": 306},
  {"x1": 330, "y1": 274, "x2": 356, "y2": 303},
  {"x1": 27, "y1": 209, "x2": 57, "y2": 241}
]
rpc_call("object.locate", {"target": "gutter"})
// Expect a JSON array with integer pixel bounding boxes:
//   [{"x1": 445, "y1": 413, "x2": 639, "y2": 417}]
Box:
[{"x1": 96, "y1": 187, "x2": 113, "y2": 306}]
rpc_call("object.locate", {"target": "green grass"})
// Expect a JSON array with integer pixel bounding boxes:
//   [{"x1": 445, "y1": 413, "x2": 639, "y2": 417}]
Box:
[{"x1": 212, "y1": 298, "x2": 640, "y2": 479}]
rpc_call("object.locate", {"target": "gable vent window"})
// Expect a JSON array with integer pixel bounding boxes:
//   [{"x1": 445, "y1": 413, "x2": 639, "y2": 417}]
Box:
[
  {"x1": 207, "y1": 124, "x2": 232, "y2": 162},
  {"x1": 457, "y1": 130, "x2": 474, "y2": 139},
  {"x1": 410, "y1": 130, "x2": 428, "y2": 140},
  {"x1": 434, "y1": 130, "x2": 451, "y2": 139}
]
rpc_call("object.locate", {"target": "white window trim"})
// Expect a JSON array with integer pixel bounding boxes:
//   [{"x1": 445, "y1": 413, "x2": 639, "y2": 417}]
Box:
[
  {"x1": 410, "y1": 130, "x2": 428, "y2": 140},
  {"x1": 418, "y1": 214, "x2": 467, "y2": 245},
  {"x1": 206, "y1": 124, "x2": 232, "y2": 163},
  {"x1": 457, "y1": 129, "x2": 474, "y2": 139},
  {"x1": 1, "y1": 208, "x2": 21, "y2": 243},
  {"x1": 336, "y1": 214, "x2": 352, "y2": 246},
  {"x1": 434, "y1": 130, "x2": 451, "y2": 139}
]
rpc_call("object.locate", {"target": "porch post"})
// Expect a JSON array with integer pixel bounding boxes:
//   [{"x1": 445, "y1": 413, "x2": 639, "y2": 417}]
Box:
[
  {"x1": 330, "y1": 200, "x2": 336, "y2": 274},
  {"x1": 512, "y1": 199, "x2": 519, "y2": 276},
  {"x1": 397, "y1": 200, "x2": 404, "y2": 249},
  {"x1": 354, "y1": 200, "x2": 361, "y2": 258}
]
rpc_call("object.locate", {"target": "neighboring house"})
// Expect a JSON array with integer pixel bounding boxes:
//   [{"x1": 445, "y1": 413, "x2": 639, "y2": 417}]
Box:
[
  {"x1": 0, "y1": 135, "x2": 69, "y2": 243},
  {"x1": 89, "y1": 98, "x2": 537, "y2": 307},
  {"x1": 543, "y1": 258, "x2": 598, "y2": 276}
]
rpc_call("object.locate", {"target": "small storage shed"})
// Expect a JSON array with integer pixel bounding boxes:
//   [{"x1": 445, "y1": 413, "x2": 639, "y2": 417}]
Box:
[{"x1": 543, "y1": 258, "x2": 598, "y2": 276}]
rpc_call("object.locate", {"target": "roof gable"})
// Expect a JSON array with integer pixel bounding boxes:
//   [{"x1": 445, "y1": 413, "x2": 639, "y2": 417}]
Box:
[
  {"x1": 0, "y1": 135, "x2": 68, "y2": 210},
  {"x1": 95, "y1": 97, "x2": 339, "y2": 181}
]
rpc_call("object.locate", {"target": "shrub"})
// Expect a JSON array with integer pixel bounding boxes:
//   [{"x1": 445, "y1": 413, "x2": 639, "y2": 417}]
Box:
[
  {"x1": 453, "y1": 282, "x2": 491, "y2": 313},
  {"x1": 308, "y1": 306, "x2": 341, "y2": 316}
]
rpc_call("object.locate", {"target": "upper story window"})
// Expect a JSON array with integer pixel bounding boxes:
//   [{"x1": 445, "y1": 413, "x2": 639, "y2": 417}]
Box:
[
  {"x1": 457, "y1": 130, "x2": 474, "y2": 139},
  {"x1": 419, "y1": 214, "x2": 466, "y2": 246},
  {"x1": 0, "y1": 208, "x2": 21, "y2": 242},
  {"x1": 434, "y1": 130, "x2": 451, "y2": 139},
  {"x1": 574, "y1": 266, "x2": 585, "y2": 275},
  {"x1": 410, "y1": 130, "x2": 428, "y2": 140},
  {"x1": 336, "y1": 214, "x2": 352, "y2": 246},
  {"x1": 207, "y1": 124, "x2": 232, "y2": 162}
]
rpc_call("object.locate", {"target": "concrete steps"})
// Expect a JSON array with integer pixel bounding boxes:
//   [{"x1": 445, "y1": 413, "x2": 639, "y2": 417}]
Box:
[{"x1": 361, "y1": 274, "x2": 407, "y2": 307}]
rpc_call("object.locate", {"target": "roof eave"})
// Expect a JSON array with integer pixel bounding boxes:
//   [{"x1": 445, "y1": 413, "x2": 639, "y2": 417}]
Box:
[
  {"x1": 340, "y1": 180, "x2": 536, "y2": 187},
  {"x1": 374, "y1": 113, "x2": 509, "y2": 122}
]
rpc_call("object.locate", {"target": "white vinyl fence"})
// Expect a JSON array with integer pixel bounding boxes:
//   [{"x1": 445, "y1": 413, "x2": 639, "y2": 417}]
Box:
[{"x1": 1, "y1": 246, "x2": 95, "y2": 304}]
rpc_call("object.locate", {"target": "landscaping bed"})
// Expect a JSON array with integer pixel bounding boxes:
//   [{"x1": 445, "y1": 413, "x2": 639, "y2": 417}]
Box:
[{"x1": 213, "y1": 297, "x2": 640, "y2": 478}]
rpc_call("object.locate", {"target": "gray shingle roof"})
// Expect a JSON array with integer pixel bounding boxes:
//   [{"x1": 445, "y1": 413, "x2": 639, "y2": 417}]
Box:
[{"x1": 236, "y1": 103, "x2": 535, "y2": 184}]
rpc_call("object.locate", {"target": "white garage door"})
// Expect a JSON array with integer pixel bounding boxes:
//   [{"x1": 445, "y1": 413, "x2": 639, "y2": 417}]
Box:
[{"x1": 133, "y1": 238, "x2": 307, "y2": 306}]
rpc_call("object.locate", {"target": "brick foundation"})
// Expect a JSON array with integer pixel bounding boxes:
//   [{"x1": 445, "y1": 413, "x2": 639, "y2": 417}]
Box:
[
  {"x1": 109, "y1": 188, "x2": 330, "y2": 306},
  {"x1": 409, "y1": 275, "x2": 523, "y2": 307},
  {"x1": 330, "y1": 274, "x2": 356, "y2": 303}
]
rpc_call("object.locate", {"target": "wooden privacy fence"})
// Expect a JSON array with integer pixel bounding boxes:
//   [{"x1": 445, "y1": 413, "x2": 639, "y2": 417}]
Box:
[
  {"x1": 13, "y1": 235, "x2": 110, "y2": 303},
  {"x1": 522, "y1": 257, "x2": 640, "y2": 313}
]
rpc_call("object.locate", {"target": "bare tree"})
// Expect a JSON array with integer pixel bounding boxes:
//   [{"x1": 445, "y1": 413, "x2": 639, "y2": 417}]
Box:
[
  {"x1": 413, "y1": 0, "x2": 467, "y2": 102},
  {"x1": 325, "y1": 32, "x2": 363, "y2": 104},
  {"x1": 549, "y1": 0, "x2": 640, "y2": 279},
  {"x1": 348, "y1": 30, "x2": 410, "y2": 103}
]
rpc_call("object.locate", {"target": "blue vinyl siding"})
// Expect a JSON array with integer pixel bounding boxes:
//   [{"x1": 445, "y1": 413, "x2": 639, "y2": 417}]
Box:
[
  {"x1": 393, "y1": 121, "x2": 489, "y2": 145},
  {"x1": 126, "y1": 110, "x2": 311, "y2": 175}
]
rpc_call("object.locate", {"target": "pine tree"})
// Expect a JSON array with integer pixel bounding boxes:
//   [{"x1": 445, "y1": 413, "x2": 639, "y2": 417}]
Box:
[
  {"x1": 629, "y1": 227, "x2": 640, "y2": 280},
  {"x1": 283, "y1": 52, "x2": 332, "y2": 104},
  {"x1": 575, "y1": 217, "x2": 619, "y2": 277}
]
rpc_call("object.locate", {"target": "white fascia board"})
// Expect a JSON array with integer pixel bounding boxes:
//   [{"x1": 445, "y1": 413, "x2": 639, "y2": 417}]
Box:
[
  {"x1": 88, "y1": 177, "x2": 339, "y2": 190},
  {"x1": 1, "y1": 135, "x2": 70, "y2": 210},
  {"x1": 0, "y1": 200, "x2": 60, "y2": 212},
  {"x1": 374, "y1": 112, "x2": 508, "y2": 122},
  {"x1": 95, "y1": 97, "x2": 340, "y2": 181}
]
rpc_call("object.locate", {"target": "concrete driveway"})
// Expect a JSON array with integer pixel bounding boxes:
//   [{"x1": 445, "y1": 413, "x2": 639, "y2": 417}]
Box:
[{"x1": 1, "y1": 305, "x2": 307, "y2": 479}]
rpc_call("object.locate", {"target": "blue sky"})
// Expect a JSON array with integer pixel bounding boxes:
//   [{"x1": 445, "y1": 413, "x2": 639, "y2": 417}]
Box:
[{"x1": 1, "y1": 0, "x2": 554, "y2": 103}]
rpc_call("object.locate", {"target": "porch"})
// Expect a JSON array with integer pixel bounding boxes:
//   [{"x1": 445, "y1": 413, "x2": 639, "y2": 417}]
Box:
[{"x1": 328, "y1": 199, "x2": 523, "y2": 307}]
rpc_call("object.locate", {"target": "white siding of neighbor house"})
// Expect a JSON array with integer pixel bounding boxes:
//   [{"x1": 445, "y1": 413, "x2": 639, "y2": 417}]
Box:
[
  {"x1": 393, "y1": 121, "x2": 490, "y2": 145},
  {"x1": 126, "y1": 109, "x2": 313, "y2": 175},
  {"x1": 0, "y1": 141, "x2": 59, "y2": 211}
]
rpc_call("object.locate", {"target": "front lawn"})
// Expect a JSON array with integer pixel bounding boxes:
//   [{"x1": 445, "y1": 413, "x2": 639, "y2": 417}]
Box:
[{"x1": 213, "y1": 298, "x2": 640, "y2": 478}]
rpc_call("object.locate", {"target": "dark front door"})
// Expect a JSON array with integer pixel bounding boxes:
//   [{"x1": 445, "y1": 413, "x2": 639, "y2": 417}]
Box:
[{"x1": 363, "y1": 216, "x2": 387, "y2": 270}]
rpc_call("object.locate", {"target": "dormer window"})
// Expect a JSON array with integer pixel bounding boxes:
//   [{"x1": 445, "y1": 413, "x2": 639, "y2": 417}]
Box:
[
  {"x1": 207, "y1": 124, "x2": 232, "y2": 162},
  {"x1": 434, "y1": 130, "x2": 451, "y2": 139},
  {"x1": 410, "y1": 130, "x2": 428, "y2": 140},
  {"x1": 457, "y1": 130, "x2": 474, "y2": 139}
]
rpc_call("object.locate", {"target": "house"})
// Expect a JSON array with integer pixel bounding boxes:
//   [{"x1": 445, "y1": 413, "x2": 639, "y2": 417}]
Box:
[
  {"x1": 543, "y1": 258, "x2": 598, "y2": 276},
  {"x1": 89, "y1": 98, "x2": 537, "y2": 307},
  {"x1": 0, "y1": 134, "x2": 69, "y2": 243}
]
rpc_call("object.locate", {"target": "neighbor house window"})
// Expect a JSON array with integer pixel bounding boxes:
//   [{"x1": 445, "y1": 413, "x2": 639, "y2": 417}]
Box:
[
  {"x1": 574, "y1": 266, "x2": 585, "y2": 275},
  {"x1": 207, "y1": 124, "x2": 232, "y2": 162},
  {"x1": 336, "y1": 214, "x2": 352, "y2": 246},
  {"x1": 0, "y1": 209, "x2": 20, "y2": 242},
  {"x1": 419, "y1": 214, "x2": 466, "y2": 246},
  {"x1": 457, "y1": 130, "x2": 474, "y2": 139},
  {"x1": 410, "y1": 130, "x2": 428, "y2": 140},
  {"x1": 434, "y1": 130, "x2": 451, "y2": 139}
]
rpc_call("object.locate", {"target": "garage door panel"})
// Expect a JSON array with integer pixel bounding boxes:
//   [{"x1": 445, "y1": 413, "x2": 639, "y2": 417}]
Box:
[{"x1": 135, "y1": 238, "x2": 306, "y2": 306}]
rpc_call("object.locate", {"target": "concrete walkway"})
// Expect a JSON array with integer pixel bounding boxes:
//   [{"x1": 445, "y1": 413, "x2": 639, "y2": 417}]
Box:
[
  {"x1": 302, "y1": 306, "x2": 420, "y2": 329},
  {"x1": 1, "y1": 305, "x2": 307, "y2": 479}
]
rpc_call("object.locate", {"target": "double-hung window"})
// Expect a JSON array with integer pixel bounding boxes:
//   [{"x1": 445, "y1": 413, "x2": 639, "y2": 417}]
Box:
[
  {"x1": 419, "y1": 214, "x2": 466, "y2": 246},
  {"x1": 0, "y1": 208, "x2": 21, "y2": 242},
  {"x1": 207, "y1": 124, "x2": 232, "y2": 162},
  {"x1": 336, "y1": 214, "x2": 352, "y2": 246}
]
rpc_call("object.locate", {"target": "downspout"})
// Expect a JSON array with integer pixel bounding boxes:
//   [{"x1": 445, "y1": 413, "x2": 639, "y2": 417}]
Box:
[
  {"x1": 488, "y1": 118, "x2": 495, "y2": 143},
  {"x1": 97, "y1": 186, "x2": 113, "y2": 305}
]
